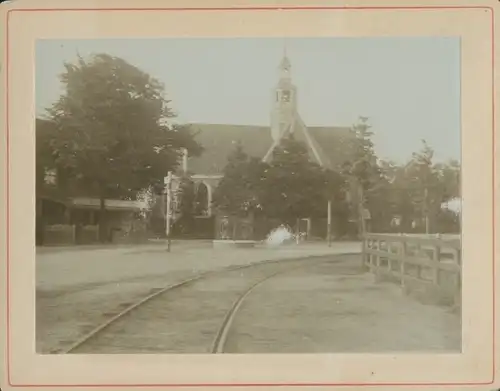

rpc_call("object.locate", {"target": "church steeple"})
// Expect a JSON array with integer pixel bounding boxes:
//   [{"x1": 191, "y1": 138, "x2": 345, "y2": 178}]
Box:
[
  {"x1": 263, "y1": 46, "x2": 329, "y2": 167},
  {"x1": 270, "y1": 45, "x2": 297, "y2": 142},
  {"x1": 279, "y1": 44, "x2": 292, "y2": 79}
]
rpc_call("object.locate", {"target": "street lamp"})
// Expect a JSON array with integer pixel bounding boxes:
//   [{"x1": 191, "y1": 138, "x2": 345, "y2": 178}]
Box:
[{"x1": 164, "y1": 171, "x2": 173, "y2": 252}]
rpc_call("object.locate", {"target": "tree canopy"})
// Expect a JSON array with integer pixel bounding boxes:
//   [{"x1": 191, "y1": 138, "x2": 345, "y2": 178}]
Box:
[
  {"x1": 378, "y1": 140, "x2": 460, "y2": 232},
  {"x1": 41, "y1": 53, "x2": 202, "y2": 201},
  {"x1": 258, "y1": 135, "x2": 345, "y2": 224},
  {"x1": 212, "y1": 142, "x2": 268, "y2": 216},
  {"x1": 214, "y1": 136, "x2": 346, "y2": 228},
  {"x1": 212, "y1": 117, "x2": 460, "y2": 236},
  {"x1": 37, "y1": 53, "x2": 204, "y2": 241}
]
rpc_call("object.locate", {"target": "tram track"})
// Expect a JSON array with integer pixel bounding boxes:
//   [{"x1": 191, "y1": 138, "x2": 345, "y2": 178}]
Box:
[
  {"x1": 62, "y1": 256, "x2": 334, "y2": 354},
  {"x1": 210, "y1": 267, "x2": 296, "y2": 353}
]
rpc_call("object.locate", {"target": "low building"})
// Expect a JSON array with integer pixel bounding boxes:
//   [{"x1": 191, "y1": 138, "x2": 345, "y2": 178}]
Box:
[
  {"x1": 35, "y1": 121, "x2": 147, "y2": 245},
  {"x1": 37, "y1": 191, "x2": 146, "y2": 246}
]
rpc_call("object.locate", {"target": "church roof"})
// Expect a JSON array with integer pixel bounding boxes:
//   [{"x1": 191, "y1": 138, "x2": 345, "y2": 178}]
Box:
[
  {"x1": 308, "y1": 125, "x2": 356, "y2": 169},
  {"x1": 187, "y1": 123, "x2": 355, "y2": 175},
  {"x1": 187, "y1": 124, "x2": 273, "y2": 175}
]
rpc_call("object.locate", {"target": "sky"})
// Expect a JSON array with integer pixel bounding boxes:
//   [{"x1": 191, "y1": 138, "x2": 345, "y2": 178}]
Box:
[{"x1": 36, "y1": 37, "x2": 460, "y2": 164}]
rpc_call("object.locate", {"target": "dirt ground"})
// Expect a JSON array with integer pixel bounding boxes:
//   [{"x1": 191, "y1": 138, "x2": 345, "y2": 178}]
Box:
[
  {"x1": 36, "y1": 242, "x2": 360, "y2": 353},
  {"x1": 69, "y1": 258, "x2": 315, "y2": 354},
  {"x1": 224, "y1": 258, "x2": 461, "y2": 353},
  {"x1": 37, "y1": 250, "x2": 460, "y2": 354}
]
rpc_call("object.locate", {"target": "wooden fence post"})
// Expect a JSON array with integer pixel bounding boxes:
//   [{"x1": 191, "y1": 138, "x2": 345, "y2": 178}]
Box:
[
  {"x1": 387, "y1": 242, "x2": 393, "y2": 273},
  {"x1": 373, "y1": 239, "x2": 382, "y2": 282},
  {"x1": 363, "y1": 233, "x2": 460, "y2": 307}
]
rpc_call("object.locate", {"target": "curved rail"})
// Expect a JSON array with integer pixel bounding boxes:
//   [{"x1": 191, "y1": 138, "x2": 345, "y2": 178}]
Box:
[
  {"x1": 61, "y1": 258, "x2": 307, "y2": 354},
  {"x1": 211, "y1": 263, "x2": 313, "y2": 354},
  {"x1": 211, "y1": 270, "x2": 283, "y2": 353}
]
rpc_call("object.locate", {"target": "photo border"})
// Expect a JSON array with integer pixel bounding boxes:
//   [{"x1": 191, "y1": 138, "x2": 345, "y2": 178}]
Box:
[{"x1": 2, "y1": 3, "x2": 496, "y2": 388}]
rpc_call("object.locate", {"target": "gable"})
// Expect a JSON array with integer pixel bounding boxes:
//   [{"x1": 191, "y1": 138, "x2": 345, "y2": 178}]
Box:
[
  {"x1": 293, "y1": 117, "x2": 333, "y2": 168},
  {"x1": 262, "y1": 118, "x2": 326, "y2": 167},
  {"x1": 186, "y1": 123, "x2": 356, "y2": 176}
]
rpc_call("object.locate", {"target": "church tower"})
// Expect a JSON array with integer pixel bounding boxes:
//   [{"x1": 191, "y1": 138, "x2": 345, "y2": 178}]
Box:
[
  {"x1": 270, "y1": 49, "x2": 298, "y2": 143},
  {"x1": 263, "y1": 46, "x2": 329, "y2": 168}
]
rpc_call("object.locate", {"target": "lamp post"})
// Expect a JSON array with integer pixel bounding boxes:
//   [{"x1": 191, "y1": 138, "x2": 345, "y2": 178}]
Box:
[
  {"x1": 423, "y1": 186, "x2": 430, "y2": 234},
  {"x1": 357, "y1": 180, "x2": 367, "y2": 238},
  {"x1": 164, "y1": 171, "x2": 173, "y2": 252}
]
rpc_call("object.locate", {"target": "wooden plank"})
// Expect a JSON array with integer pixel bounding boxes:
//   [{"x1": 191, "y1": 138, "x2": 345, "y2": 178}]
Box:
[
  {"x1": 363, "y1": 234, "x2": 461, "y2": 301},
  {"x1": 365, "y1": 249, "x2": 460, "y2": 273},
  {"x1": 364, "y1": 233, "x2": 461, "y2": 249}
]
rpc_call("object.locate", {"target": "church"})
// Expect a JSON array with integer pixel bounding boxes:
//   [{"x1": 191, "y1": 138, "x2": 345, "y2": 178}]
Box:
[
  {"x1": 36, "y1": 51, "x2": 362, "y2": 245},
  {"x1": 181, "y1": 51, "x2": 358, "y2": 237}
]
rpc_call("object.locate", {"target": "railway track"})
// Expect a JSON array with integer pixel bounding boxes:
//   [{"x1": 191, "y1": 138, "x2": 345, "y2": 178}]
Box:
[{"x1": 60, "y1": 256, "x2": 334, "y2": 354}]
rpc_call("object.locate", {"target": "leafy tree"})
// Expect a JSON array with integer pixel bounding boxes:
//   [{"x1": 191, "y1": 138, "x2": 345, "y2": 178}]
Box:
[
  {"x1": 342, "y1": 116, "x2": 383, "y2": 234},
  {"x1": 434, "y1": 159, "x2": 460, "y2": 201},
  {"x1": 212, "y1": 142, "x2": 268, "y2": 216},
  {"x1": 344, "y1": 117, "x2": 380, "y2": 187},
  {"x1": 42, "y1": 53, "x2": 202, "y2": 241},
  {"x1": 402, "y1": 140, "x2": 442, "y2": 232},
  {"x1": 380, "y1": 141, "x2": 461, "y2": 233},
  {"x1": 36, "y1": 119, "x2": 57, "y2": 196},
  {"x1": 378, "y1": 161, "x2": 416, "y2": 231},
  {"x1": 259, "y1": 135, "x2": 345, "y2": 227}
]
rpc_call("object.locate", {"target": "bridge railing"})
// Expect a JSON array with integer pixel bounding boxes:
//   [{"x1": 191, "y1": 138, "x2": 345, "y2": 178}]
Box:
[{"x1": 362, "y1": 233, "x2": 461, "y2": 308}]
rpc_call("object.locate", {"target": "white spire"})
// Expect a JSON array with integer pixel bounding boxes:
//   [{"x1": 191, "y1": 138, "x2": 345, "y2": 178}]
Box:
[{"x1": 279, "y1": 39, "x2": 291, "y2": 76}]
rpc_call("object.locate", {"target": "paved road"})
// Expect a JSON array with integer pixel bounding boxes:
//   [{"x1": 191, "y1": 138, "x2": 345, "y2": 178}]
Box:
[{"x1": 35, "y1": 241, "x2": 460, "y2": 354}]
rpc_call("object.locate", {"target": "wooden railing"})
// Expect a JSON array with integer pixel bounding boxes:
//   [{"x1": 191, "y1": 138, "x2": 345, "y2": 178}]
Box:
[{"x1": 362, "y1": 233, "x2": 462, "y2": 308}]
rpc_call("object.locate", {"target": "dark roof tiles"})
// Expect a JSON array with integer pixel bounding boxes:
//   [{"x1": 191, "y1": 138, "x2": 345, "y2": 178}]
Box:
[{"x1": 187, "y1": 123, "x2": 354, "y2": 175}]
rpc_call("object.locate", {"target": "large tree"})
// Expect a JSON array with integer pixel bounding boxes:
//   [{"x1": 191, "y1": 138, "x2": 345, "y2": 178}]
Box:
[
  {"x1": 404, "y1": 141, "x2": 459, "y2": 233},
  {"x1": 42, "y1": 53, "x2": 202, "y2": 241},
  {"x1": 212, "y1": 142, "x2": 268, "y2": 217},
  {"x1": 259, "y1": 135, "x2": 345, "y2": 228},
  {"x1": 341, "y1": 116, "x2": 383, "y2": 234},
  {"x1": 379, "y1": 141, "x2": 461, "y2": 233}
]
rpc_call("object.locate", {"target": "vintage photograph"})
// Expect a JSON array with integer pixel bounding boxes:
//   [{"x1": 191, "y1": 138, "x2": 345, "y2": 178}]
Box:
[{"x1": 35, "y1": 37, "x2": 461, "y2": 355}]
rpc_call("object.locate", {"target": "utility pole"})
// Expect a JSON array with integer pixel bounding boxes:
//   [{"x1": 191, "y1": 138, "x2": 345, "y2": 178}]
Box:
[
  {"x1": 424, "y1": 187, "x2": 430, "y2": 234},
  {"x1": 327, "y1": 199, "x2": 332, "y2": 247},
  {"x1": 165, "y1": 171, "x2": 173, "y2": 252},
  {"x1": 358, "y1": 181, "x2": 366, "y2": 238}
]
